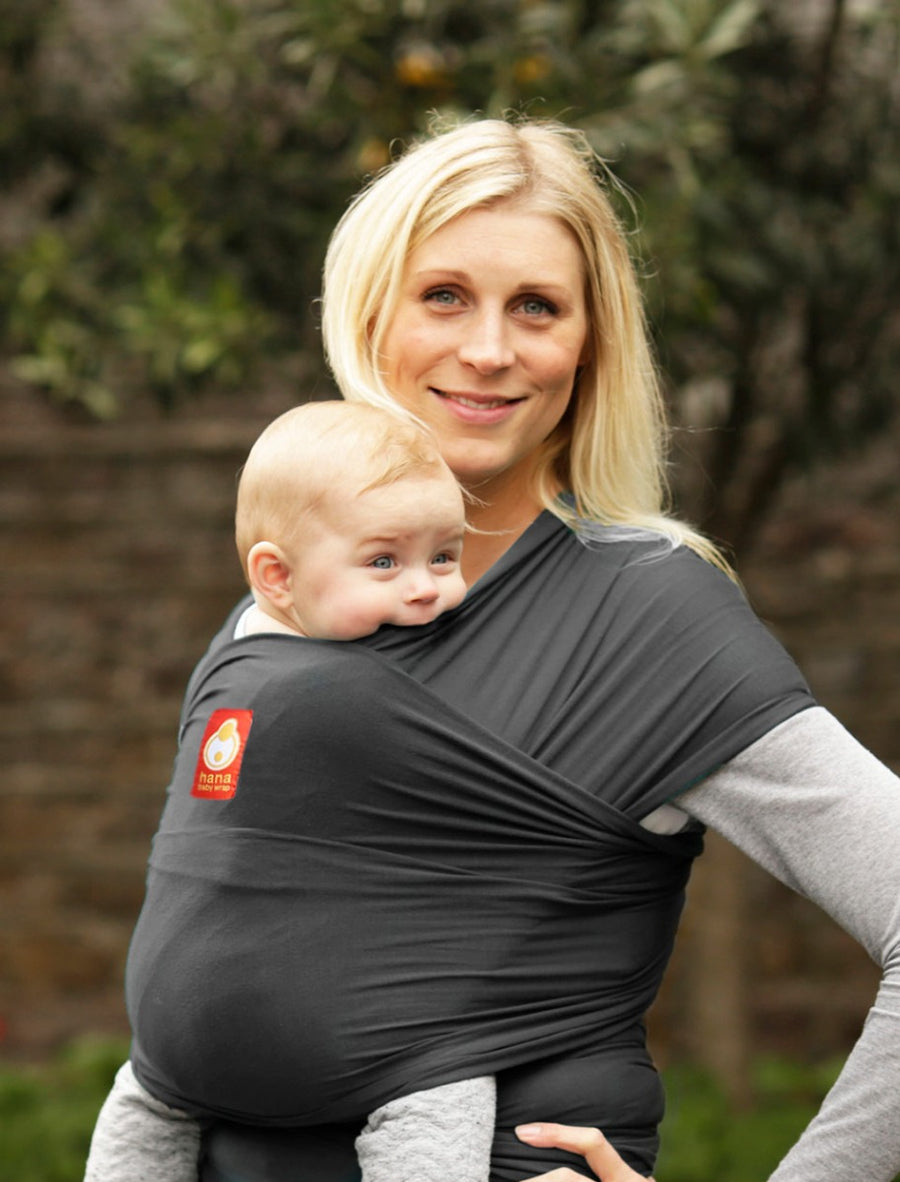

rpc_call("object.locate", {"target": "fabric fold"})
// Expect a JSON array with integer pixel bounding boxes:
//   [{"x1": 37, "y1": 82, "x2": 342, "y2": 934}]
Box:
[{"x1": 127, "y1": 512, "x2": 814, "y2": 1178}]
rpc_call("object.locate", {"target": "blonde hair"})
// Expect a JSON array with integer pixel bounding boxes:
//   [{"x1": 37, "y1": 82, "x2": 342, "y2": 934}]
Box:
[
  {"x1": 235, "y1": 400, "x2": 451, "y2": 579},
  {"x1": 322, "y1": 116, "x2": 729, "y2": 571}
]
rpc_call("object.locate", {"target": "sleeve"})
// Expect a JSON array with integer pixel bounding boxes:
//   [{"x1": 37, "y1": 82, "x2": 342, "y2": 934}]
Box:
[
  {"x1": 679, "y1": 707, "x2": 900, "y2": 1181},
  {"x1": 84, "y1": 1059, "x2": 202, "y2": 1181},
  {"x1": 86, "y1": 1062, "x2": 495, "y2": 1182},
  {"x1": 355, "y1": 1076, "x2": 496, "y2": 1182}
]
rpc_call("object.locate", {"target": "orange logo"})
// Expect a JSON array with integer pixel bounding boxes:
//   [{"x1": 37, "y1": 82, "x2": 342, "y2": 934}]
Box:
[{"x1": 191, "y1": 709, "x2": 253, "y2": 799}]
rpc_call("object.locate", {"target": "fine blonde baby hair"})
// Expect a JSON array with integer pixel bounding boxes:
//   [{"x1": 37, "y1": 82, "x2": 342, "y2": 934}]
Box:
[{"x1": 235, "y1": 400, "x2": 450, "y2": 580}]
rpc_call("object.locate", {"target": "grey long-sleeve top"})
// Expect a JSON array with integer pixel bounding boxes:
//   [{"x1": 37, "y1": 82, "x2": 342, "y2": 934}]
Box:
[{"x1": 681, "y1": 705, "x2": 900, "y2": 1181}]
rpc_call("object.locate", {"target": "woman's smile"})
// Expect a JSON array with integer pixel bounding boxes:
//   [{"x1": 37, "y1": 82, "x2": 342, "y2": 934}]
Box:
[{"x1": 433, "y1": 389, "x2": 524, "y2": 422}]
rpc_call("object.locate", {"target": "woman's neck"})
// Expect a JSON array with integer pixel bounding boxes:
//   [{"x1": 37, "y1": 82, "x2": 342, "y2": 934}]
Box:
[{"x1": 461, "y1": 485, "x2": 547, "y2": 585}]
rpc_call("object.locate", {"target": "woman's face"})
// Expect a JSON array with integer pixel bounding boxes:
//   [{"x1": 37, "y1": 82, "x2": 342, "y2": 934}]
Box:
[{"x1": 378, "y1": 204, "x2": 590, "y2": 504}]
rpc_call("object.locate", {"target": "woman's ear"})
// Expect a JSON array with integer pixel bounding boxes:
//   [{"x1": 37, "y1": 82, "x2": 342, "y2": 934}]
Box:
[{"x1": 246, "y1": 541, "x2": 294, "y2": 611}]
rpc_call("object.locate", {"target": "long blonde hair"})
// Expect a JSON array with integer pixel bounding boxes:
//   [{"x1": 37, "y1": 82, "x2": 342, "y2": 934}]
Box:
[{"x1": 322, "y1": 116, "x2": 728, "y2": 571}]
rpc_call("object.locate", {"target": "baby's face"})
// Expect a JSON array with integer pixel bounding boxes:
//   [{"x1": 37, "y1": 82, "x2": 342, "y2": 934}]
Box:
[{"x1": 289, "y1": 471, "x2": 467, "y2": 640}]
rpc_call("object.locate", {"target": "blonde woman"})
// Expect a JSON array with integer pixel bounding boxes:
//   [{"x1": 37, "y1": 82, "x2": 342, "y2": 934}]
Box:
[{"x1": 92, "y1": 118, "x2": 900, "y2": 1182}]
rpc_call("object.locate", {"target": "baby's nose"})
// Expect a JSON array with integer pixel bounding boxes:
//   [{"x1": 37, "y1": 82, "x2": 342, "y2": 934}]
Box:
[{"x1": 403, "y1": 572, "x2": 440, "y2": 603}]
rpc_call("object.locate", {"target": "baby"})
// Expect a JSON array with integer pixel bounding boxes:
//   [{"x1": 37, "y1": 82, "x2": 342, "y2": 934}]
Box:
[
  {"x1": 234, "y1": 399, "x2": 467, "y2": 642},
  {"x1": 84, "y1": 401, "x2": 496, "y2": 1182}
]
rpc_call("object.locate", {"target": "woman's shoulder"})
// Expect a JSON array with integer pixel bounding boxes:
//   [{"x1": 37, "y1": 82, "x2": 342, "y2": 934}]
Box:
[{"x1": 552, "y1": 515, "x2": 740, "y2": 606}]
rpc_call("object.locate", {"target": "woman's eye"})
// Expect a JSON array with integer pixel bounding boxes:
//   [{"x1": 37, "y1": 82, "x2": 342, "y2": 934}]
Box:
[
  {"x1": 519, "y1": 296, "x2": 555, "y2": 316},
  {"x1": 370, "y1": 555, "x2": 394, "y2": 570},
  {"x1": 424, "y1": 287, "x2": 459, "y2": 307}
]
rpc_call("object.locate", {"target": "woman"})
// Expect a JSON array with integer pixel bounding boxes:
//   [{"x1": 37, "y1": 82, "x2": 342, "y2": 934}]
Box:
[
  {"x1": 313, "y1": 116, "x2": 900, "y2": 1180},
  {"x1": 110, "y1": 116, "x2": 900, "y2": 1182}
]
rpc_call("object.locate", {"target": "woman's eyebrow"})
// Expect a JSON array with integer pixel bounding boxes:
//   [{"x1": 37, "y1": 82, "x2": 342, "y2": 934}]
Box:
[
  {"x1": 412, "y1": 268, "x2": 573, "y2": 294},
  {"x1": 411, "y1": 268, "x2": 469, "y2": 282}
]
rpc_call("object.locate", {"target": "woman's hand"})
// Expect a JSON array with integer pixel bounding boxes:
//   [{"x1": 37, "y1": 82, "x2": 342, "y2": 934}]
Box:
[{"x1": 516, "y1": 1123, "x2": 655, "y2": 1182}]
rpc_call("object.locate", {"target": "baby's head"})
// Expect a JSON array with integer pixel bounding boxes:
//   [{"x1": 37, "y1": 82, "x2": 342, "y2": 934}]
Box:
[{"x1": 235, "y1": 401, "x2": 467, "y2": 640}]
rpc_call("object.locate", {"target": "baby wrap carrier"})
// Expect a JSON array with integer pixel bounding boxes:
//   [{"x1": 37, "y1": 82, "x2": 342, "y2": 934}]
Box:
[{"x1": 126, "y1": 512, "x2": 813, "y2": 1179}]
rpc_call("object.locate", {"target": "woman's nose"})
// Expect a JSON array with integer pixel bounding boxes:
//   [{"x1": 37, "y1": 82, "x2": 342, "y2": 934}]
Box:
[{"x1": 457, "y1": 309, "x2": 514, "y2": 373}]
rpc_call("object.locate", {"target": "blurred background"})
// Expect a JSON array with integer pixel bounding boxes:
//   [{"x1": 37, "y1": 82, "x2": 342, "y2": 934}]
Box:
[{"x1": 1, "y1": 0, "x2": 898, "y2": 1177}]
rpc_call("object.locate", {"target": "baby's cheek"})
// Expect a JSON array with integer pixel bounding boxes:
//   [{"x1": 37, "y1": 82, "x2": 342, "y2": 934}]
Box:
[
  {"x1": 332, "y1": 589, "x2": 393, "y2": 639},
  {"x1": 447, "y1": 573, "x2": 468, "y2": 606}
]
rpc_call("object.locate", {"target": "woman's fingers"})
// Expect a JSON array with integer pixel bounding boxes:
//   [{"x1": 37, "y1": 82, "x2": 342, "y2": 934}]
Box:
[{"x1": 516, "y1": 1123, "x2": 654, "y2": 1182}]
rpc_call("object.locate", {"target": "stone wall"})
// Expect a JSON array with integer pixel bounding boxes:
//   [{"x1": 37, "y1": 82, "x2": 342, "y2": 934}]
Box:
[{"x1": 1, "y1": 376, "x2": 898, "y2": 1062}]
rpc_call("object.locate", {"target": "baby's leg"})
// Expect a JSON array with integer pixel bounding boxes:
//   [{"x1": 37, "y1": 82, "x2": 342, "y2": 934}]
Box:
[
  {"x1": 355, "y1": 1075, "x2": 495, "y2": 1182},
  {"x1": 84, "y1": 1060, "x2": 202, "y2": 1181}
]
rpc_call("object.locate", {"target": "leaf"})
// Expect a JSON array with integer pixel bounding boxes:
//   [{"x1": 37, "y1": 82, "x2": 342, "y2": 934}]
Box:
[
  {"x1": 700, "y1": 0, "x2": 761, "y2": 60},
  {"x1": 645, "y1": 0, "x2": 693, "y2": 54},
  {"x1": 632, "y1": 58, "x2": 687, "y2": 96}
]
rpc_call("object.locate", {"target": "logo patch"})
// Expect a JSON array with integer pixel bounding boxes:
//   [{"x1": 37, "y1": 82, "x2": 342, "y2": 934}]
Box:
[{"x1": 191, "y1": 709, "x2": 253, "y2": 800}]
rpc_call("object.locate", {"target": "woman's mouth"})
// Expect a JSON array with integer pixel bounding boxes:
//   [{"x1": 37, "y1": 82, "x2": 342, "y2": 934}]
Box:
[
  {"x1": 446, "y1": 394, "x2": 509, "y2": 410},
  {"x1": 431, "y1": 389, "x2": 524, "y2": 421}
]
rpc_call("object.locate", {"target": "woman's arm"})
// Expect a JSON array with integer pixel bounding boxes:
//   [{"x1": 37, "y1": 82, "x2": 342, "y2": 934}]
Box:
[{"x1": 679, "y1": 706, "x2": 900, "y2": 1181}]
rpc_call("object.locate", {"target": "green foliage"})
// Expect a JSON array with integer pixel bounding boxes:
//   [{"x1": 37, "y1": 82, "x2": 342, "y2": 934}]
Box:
[
  {"x1": 620, "y1": 1, "x2": 900, "y2": 544},
  {"x1": 657, "y1": 1055, "x2": 843, "y2": 1180},
  {"x1": 0, "y1": 0, "x2": 66, "y2": 179},
  {"x1": 1, "y1": 0, "x2": 898, "y2": 544},
  {"x1": 0, "y1": 0, "x2": 783, "y2": 418},
  {"x1": 0, "y1": 1038, "x2": 127, "y2": 1182}
]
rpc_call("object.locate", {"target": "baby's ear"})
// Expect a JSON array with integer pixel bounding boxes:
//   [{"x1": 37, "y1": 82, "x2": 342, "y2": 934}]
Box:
[{"x1": 246, "y1": 541, "x2": 293, "y2": 610}]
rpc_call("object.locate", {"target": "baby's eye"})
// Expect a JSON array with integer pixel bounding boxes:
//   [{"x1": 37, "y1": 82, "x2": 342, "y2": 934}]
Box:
[
  {"x1": 370, "y1": 555, "x2": 395, "y2": 570},
  {"x1": 431, "y1": 552, "x2": 455, "y2": 567}
]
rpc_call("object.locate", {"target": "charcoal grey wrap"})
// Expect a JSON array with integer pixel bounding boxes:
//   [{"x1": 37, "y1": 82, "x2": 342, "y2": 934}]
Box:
[{"x1": 126, "y1": 512, "x2": 814, "y2": 1180}]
